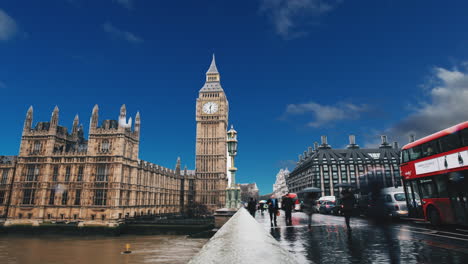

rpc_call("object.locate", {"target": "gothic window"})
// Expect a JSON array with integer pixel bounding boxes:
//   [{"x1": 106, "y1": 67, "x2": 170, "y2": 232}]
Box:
[
  {"x1": 33, "y1": 141, "x2": 41, "y2": 153},
  {"x1": 1, "y1": 169, "x2": 8, "y2": 184},
  {"x1": 77, "y1": 166, "x2": 83, "y2": 182},
  {"x1": 49, "y1": 189, "x2": 55, "y2": 205},
  {"x1": 22, "y1": 189, "x2": 35, "y2": 204},
  {"x1": 96, "y1": 165, "x2": 108, "y2": 182},
  {"x1": 62, "y1": 190, "x2": 68, "y2": 205},
  {"x1": 52, "y1": 166, "x2": 58, "y2": 181},
  {"x1": 74, "y1": 190, "x2": 81, "y2": 205},
  {"x1": 26, "y1": 165, "x2": 39, "y2": 181},
  {"x1": 0, "y1": 190, "x2": 5, "y2": 204},
  {"x1": 65, "y1": 166, "x2": 71, "y2": 182},
  {"x1": 101, "y1": 140, "x2": 110, "y2": 153},
  {"x1": 94, "y1": 189, "x2": 107, "y2": 206}
]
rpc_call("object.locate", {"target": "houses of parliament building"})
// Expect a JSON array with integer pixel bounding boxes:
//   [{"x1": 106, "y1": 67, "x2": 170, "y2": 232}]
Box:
[{"x1": 0, "y1": 56, "x2": 231, "y2": 226}]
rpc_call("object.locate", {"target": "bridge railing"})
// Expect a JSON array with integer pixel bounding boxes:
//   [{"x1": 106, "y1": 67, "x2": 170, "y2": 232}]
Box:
[{"x1": 189, "y1": 207, "x2": 299, "y2": 264}]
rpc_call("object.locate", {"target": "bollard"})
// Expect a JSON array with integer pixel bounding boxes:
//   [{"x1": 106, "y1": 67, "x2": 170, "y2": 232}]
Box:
[{"x1": 122, "y1": 243, "x2": 132, "y2": 254}]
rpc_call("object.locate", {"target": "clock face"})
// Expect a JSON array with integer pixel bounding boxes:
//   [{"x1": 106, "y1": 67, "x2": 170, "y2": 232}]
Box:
[{"x1": 203, "y1": 102, "x2": 219, "y2": 114}]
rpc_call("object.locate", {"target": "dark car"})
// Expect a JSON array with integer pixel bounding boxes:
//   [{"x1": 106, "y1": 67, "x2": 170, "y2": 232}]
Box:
[
  {"x1": 319, "y1": 201, "x2": 336, "y2": 214},
  {"x1": 331, "y1": 198, "x2": 344, "y2": 216}
]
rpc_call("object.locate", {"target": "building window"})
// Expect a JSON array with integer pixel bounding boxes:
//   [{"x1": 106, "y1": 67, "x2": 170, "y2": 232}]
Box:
[
  {"x1": 91, "y1": 214, "x2": 96, "y2": 220},
  {"x1": 47, "y1": 214, "x2": 51, "y2": 219},
  {"x1": 101, "y1": 214, "x2": 106, "y2": 221},
  {"x1": 65, "y1": 166, "x2": 71, "y2": 182},
  {"x1": 0, "y1": 190, "x2": 5, "y2": 204},
  {"x1": 61, "y1": 190, "x2": 68, "y2": 205},
  {"x1": 74, "y1": 190, "x2": 81, "y2": 205},
  {"x1": 33, "y1": 141, "x2": 41, "y2": 153},
  {"x1": 101, "y1": 140, "x2": 110, "y2": 152},
  {"x1": 77, "y1": 166, "x2": 83, "y2": 182},
  {"x1": 22, "y1": 189, "x2": 35, "y2": 204},
  {"x1": 28, "y1": 213, "x2": 33, "y2": 219},
  {"x1": 73, "y1": 214, "x2": 78, "y2": 220},
  {"x1": 49, "y1": 189, "x2": 55, "y2": 205},
  {"x1": 96, "y1": 165, "x2": 108, "y2": 182},
  {"x1": 1, "y1": 169, "x2": 8, "y2": 184},
  {"x1": 26, "y1": 165, "x2": 39, "y2": 181},
  {"x1": 52, "y1": 166, "x2": 58, "y2": 181},
  {"x1": 18, "y1": 213, "x2": 23, "y2": 219},
  {"x1": 94, "y1": 189, "x2": 107, "y2": 206}
]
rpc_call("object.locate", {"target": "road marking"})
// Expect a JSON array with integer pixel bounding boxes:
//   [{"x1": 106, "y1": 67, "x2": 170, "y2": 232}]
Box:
[
  {"x1": 398, "y1": 228, "x2": 468, "y2": 242},
  {"x1": 457, "y1": 228, "x2": 468, "y2": 233},
  {"x1": 399, "y1": 225, "x2": 468, "y2": 238}
]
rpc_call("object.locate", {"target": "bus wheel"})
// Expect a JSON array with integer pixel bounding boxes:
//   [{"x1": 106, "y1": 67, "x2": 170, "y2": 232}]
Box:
[{"x1": 428, "y1": 208, "x2": 441, "y2": 227}]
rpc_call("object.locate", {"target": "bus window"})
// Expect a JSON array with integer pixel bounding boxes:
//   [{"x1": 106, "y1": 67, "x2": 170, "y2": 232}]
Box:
[
  {"x1": 408, "y1": 146, "x2": 422, "y2": 161},
  {"x1": 401, "y1": 150, "x2": 409, "y2": 163},
  {"x1": 460, "y1": 128, "x2": 468, "y2": 147},
  {"x1": 418, "y1": 178, "x2": 438, "y2": 198},
  {"x1": 439, "y1": 133, "x2": 461, "y2": 152},
  {"x1": 434, "y1": 174, "x2": 448, "y2": 198},
  {"x1": 421, "y1": 140, "x2": 440, "y2": 157}
]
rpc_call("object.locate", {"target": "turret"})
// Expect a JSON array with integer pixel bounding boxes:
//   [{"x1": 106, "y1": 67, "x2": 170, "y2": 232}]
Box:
[
  {"x1": 23, "y1": 106, "x2": 33, "y2": 134},
  {"x1": 134, "y1": 111, "x2": 141, "y2": 137},
  {"x1": 50, "y1": 106, "x2": 59, "y2": 128},
  {"x1": 175, "y1": 157, "x2": 181, "y2": 175},
  {"x1": 90, "y1": 104, "x2": 99, "y2": 133},
  {"x1": 118, "y1": 104, "x2": 127, "y2": 129},
  {"x1": 72, "y1": 114, "x2": 79, "y2": 135}
]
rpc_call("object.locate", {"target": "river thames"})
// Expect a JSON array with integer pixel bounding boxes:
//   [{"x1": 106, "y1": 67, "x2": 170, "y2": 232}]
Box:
[{"x1": 0, "y1": 235, "x2": 208, "y2": 264}]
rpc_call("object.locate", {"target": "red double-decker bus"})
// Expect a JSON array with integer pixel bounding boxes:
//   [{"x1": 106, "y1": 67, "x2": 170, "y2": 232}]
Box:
[{"x1": 400, "y1": 121, "x2": 468, "y2": 226}]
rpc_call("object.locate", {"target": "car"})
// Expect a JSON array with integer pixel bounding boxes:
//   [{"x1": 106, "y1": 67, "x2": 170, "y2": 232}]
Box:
[
  {"x1": 319, "y1": 201, "x2": 336, "y2": 214},
  {"x1": 381, "y1": 187, "x2": 409, "y2": 218},
  {"x1": 331, "y1": 198, "x2": 343, "y2": 216}
]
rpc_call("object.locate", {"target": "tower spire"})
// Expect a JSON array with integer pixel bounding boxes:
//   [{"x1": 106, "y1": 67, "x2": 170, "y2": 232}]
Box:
[
  {"x1": 205, "y1": 54, "x2": 220, "y2": 84},
  {"x1": 72, "y1": 114, "x2": 79, "y2": 135},
  {"x1": 23, "y1": 106, "x2": 33, "y2": 134}
]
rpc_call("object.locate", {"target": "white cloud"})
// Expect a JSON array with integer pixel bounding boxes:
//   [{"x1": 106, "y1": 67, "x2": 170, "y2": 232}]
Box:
[
  {"x1": 369, "y1": 65, "x2": 468, "y2": 147},
  {"x1": 285, "y1": 101, "x2": 368, "y2": 127},
  {"x1": 114, "y1": 0, "x2": 133, "y2": 9},
  {"x1": 102, "y1": 22, "x2": 143, "y2": 43},
  {"x1": 0, "y1": 9, "x2": 18, "y2": 41},
  {"x1": 259, "y1": 0, "x2": 342, "y2": 38}
]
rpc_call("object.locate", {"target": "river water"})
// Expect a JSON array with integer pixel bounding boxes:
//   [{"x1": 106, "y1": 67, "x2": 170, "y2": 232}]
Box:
[{"x1": 0, "y1": 235, "x2": 208, "y2": 264}]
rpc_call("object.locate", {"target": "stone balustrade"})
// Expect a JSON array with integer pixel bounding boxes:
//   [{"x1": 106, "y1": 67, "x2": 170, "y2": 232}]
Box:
[{"x1": 189, "y1": 207, "x2": 299, "y2": 264}]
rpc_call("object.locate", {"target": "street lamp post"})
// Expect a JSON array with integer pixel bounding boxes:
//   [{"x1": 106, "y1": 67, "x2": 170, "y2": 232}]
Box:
[{"x1": 226, "y1": 125, "x2": 240, "y2": 209}]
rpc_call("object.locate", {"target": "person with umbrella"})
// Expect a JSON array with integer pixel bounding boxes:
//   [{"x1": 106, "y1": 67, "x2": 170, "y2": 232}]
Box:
[
  {"x1": 267, "y1": 195, "x2": 279, "y2": 227},
  {"x1": 300, "y1": 187, "x2": 321, "y2": 228},
  {"x1": 282, "y1": 193, "x2": 295, "y2": 225},
  {"x1": 337, "y1": 183, "x2": 356, "y2": 231}
]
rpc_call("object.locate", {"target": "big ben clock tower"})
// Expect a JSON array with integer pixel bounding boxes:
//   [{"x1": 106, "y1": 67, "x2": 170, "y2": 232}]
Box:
[{"x1": 195, "y1": 55, "x2": 229, "y2": 211}]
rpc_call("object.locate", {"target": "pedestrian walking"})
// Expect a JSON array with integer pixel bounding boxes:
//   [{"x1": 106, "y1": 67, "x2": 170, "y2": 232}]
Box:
[
  {"x1": 247, "y1": 197, "x2": 257, "y2": 217},
  {"x1": 282, "y1": 194, "x2": 294, "y2": 226},
  {"x1": 303, "y1": 192, "x2": 319, "y2": 228},
  {"x1": 341, "y1": 188, "x2": 356, "y2": 231},
  {"x1": 267, "y1": 195, "x2": 279, "y2": 227}
]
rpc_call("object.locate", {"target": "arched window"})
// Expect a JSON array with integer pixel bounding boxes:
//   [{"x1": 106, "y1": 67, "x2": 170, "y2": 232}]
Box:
[
  {"x1": 33, "y1": 141, "x2": 41, "y2": 153},
  {"x1": 101, "y1": 140, "x2": 110, "y2": 152}
]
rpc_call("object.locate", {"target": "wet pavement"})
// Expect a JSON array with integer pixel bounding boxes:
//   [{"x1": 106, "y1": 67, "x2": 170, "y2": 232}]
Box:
[{"x1": 255, "y1": 211, "x2": 468, "y2": 264}]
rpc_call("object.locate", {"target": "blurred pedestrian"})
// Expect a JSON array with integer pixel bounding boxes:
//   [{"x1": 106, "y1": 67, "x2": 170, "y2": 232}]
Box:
[
  {"x1": 247, "y1": 197, "x2": 257, "y2": 217},
  {"x1": 303, "y1": 192, "x2": 319, "y2": 228},
  {"x1": 341, "y1": 188, "x2": 356, "y2": 231},
  {"x1": 267, "y1": 195, "x2": 279, "y2": 227},
  {"x1": 282, "y1": 194, "x2": 294, "y2": 225}
]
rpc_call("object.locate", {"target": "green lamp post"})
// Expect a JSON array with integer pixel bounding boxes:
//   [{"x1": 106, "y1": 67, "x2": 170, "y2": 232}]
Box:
[{"x1": 226, "y1": 125, "x2": 240, "y2": 208}]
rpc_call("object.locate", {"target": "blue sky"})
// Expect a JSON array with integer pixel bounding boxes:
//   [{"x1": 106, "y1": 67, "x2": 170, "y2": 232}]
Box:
[{"x1": 1, "y1": 0, "x2": 468, "y2": 194}]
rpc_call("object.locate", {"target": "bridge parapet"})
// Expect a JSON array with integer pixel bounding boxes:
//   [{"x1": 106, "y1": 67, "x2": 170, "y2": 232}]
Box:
[{"x1": 189, "y1": 208, "x2": 299, "y2": 264}]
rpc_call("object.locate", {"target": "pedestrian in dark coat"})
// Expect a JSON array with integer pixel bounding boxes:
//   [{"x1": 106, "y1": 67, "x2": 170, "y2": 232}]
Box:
[
  {"x1": 267, "y1": 195, "x2": 279, "y2": 227},
  {"x1": 247, "y1": 197, "x2": 257, "y2": 217},
  {"x1": 341, "y1": 189, "x2": 356, "y2": 230},
  {"x1": 282, "y1": 194, "x2": 294, "y2": 225}
]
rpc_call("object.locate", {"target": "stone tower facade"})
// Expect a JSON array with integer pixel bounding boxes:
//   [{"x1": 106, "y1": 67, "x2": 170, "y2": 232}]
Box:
[{"x1": 195, "y1": 55, "x2": 229, "y2": 211}]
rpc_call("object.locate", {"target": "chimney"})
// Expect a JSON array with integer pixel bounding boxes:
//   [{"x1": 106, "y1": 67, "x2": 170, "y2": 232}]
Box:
[
  {"x1": 298, "y1": 154, "x2": 302, "y2": 161},
  {"x1": 349, "y1": 135, "x2": 356, "y2": 145},
  {"x1": 303, "y1": 151, "x2": 307, "y2": 158},
  {"x1": 381, "y1": 135, "x2": 387, "y2": 145},
  {"x1": 393, "y1": 142, "x2": 399, "y2": 149},
  {"x1": 314, "y1": 142, "x2": 319, "y2": 150},
  {"x1": 409, "y1": 134, "x2": 415, "y2": 143},
  {"x1": 321, "y1": 135, "x2": 327, "y2": 145},
  {"x1": 308, "y1": 146, "x2": 313, "y2": 154}
]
